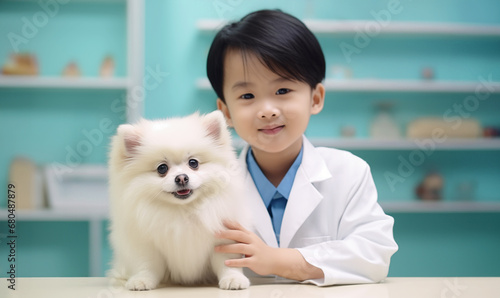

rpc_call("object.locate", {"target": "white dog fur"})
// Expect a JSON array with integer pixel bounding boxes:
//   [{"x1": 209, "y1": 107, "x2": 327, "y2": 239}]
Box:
[{"x1": 108, "y1": 111, "x2": 250, "y2": 290}]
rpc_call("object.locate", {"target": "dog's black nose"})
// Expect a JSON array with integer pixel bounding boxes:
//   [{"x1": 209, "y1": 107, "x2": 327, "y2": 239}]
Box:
[{"x1": 175, "y1": 174, "x2": 189, "y2": 186}]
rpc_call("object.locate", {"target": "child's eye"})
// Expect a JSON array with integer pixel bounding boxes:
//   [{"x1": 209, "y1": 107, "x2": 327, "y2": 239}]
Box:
[
  {"x1": 239, "y1": 93, "x2": 254, "y2": 100},
  {"x1": 276, "y1": 88, "x2": 290, "y2": 95}
]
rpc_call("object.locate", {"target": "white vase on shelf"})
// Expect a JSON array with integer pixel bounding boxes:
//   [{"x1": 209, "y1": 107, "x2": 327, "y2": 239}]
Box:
[{"x1": 370, "y1": 101, "x2": 401, "y2": 139}]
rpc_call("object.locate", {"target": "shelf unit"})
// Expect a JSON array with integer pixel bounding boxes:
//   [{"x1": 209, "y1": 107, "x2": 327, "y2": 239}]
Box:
[
  {"x1": 198, "y1": 17, "x2": 500, "y2": 211},
  {"x1": 0, "y1": 0, "x2": 144, "y2": 277}
]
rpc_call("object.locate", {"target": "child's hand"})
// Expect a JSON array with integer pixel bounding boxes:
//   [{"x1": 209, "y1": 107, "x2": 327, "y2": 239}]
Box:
[
  {"x1": 214, "y1": 220, "x2": 278, "y2": 276},
  {"x1": 214, "y1": 220, "x2": 324, "y2": 281}
]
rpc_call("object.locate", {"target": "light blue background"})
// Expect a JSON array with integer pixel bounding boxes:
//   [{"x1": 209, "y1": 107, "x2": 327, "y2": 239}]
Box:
[{"x1": 0, "y1": 0, "x2": 499, "y2": 278}]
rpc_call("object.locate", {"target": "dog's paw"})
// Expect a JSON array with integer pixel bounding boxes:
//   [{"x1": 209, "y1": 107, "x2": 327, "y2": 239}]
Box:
[
  {"x1": 218, "y1": 272, "x2": 250, "y2": 290},
  {"x1": 125, "y1": 276, "x2": 158, "y2": 291}
]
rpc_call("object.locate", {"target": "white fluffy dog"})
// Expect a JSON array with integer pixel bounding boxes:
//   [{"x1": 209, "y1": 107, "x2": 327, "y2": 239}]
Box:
[{"x1": 108, "y1": 111, "x2": 250, "y2": 290}]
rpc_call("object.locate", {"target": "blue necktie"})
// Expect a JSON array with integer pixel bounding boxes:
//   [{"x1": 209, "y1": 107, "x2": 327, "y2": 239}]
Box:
[{"x1": 269, "y1": 192, "x2": 287, "y2": 245}]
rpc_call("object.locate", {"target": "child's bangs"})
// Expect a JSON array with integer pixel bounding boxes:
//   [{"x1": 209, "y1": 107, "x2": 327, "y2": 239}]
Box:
[{"x1": 236, "y1": 46, "x2": 307, "y2": 84}]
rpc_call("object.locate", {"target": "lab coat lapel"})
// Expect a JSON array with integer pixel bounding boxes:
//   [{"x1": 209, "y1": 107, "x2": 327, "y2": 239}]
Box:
[
  {"x1": 279, "y1": 137, "x2": 332, "y2": 248},
  {"x1": 239, "y1": 146, "x2": 279, "y2": 247}
]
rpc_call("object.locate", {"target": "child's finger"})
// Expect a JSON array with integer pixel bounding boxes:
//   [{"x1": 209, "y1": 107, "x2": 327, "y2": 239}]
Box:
[
  {"x1": 215, "y1": 243, "x2": 252, "y2": 256},
  {"x1": 222, "y1": 220, "x2": 248, "y2": 232},
  {"x1": 224, "y1": 257, "x2": 251, "y2": 268},
  {"x1": 215, "y1": 229, "x2": 251, "y2": 244}
]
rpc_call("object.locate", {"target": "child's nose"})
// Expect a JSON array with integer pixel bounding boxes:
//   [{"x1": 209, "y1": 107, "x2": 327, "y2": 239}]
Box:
[{"x1": 257, "y1": 102, "x2": 280, "y2": 119}]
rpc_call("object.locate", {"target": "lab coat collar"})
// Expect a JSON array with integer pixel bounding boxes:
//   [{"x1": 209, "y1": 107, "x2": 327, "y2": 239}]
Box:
[
  {"x1": 239, "y1": 136, "x2": 332, "y2": 248},
  {"x1": 239, "y1": 145, "x2": 279, "y2": 247}
]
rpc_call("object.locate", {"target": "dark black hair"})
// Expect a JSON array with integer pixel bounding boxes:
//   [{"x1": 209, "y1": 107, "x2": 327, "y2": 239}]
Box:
[{"x1": 207, "y1": 9, "x2": 326, "y2": 102}]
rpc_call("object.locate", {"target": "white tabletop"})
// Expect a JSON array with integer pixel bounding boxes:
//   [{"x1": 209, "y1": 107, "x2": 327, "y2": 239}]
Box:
[{"x1": 2, "y1": 277, "x2": 499, "y2": 298}]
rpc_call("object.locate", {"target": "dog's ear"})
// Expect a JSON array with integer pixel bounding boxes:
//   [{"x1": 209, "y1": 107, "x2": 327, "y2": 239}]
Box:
[
  {"x1": 117, "y1": 124, "x2": 141, "y2": 156},
  {"x1": 204, "y1": 110, "x2": 227, "y2": 143}
]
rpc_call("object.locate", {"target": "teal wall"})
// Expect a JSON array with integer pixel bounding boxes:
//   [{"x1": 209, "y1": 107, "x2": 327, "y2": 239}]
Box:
[{"x1": 1, "y1": 0, "x2": 499, "y2": 278}]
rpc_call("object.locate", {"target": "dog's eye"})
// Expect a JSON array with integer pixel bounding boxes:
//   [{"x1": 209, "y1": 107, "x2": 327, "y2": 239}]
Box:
[
  {"x1": 157, "y1": 164, "x2": 168, "y2": 175},
  {"x1": 188, "y1": 159, "x2": 199, "y2": 169}
]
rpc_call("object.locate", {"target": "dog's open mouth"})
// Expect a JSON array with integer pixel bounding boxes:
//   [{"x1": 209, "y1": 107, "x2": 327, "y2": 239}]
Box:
[{"x1": 173, "y1": 189, "x2": 192, "y2": 199}]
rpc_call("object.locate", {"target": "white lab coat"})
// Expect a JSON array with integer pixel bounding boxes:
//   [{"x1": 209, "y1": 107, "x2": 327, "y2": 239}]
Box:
[{"x1": 240, "y1": 136, "x2": 398, "y2": 286}]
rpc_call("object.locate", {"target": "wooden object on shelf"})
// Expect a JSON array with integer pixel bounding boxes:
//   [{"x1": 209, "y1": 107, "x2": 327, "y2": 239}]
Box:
[
  {"x1": 421, "y1": 66, "x2": 434, "y2": 80},
  {"x1": 8, "y1": 157, "x2": 44, "y2": 209},
  {"x1": 2, "y1": 53, "x2": 38, "y2": 76},
  {"x1": 407, "y1": 117, "x2": 482, "y2": 139},
  {"x1": 99, "y1": 55, "x2": 115, "y2": 77},
  {"x1": 62, "y1": 61, "x2": 81, "y2": 77},
  {"x1": 416, "y1": 172, "x2": 444, "y2": 201},
  {"x1": 483, "y1": 127, "x2": 500, "y2": 138}
]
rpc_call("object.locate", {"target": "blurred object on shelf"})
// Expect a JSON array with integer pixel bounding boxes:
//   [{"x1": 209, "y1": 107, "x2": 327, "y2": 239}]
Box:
[
  {"x1": 421, "y1": 66, "x2": 434, "y2": 80},
  {"x1": 45, "y1": 163, "x2": 108, "y2": 210},
  {"x1": 330, "y1": 65, "x2": 352, "y2": 80},
  {"x1": 2, "y1": 53, "x2": 38, "y2": 75},
  {"x1": 62, "y1": 61, "x2": 81, "y2": 77},
  {"x1": 483, "y1": 126, "x2": 500, "y2": 138},
  {"x1": 370, "y1": 101, "x2": 401, "y2": 139},
  {"x1": 9, "y1": 157, "x2": 44, "y2": 209},
  {"x1": 416, "y1": 172, "x2": 443, "y2": 201},
  {"x1": 407, "y1": 117, "x2": 482, "y2": 139},
  {"x1": 99, "y1": 55, "x2": 115, "y2": 77},
  {"x1": 454, "y1": 180, "x2": 476, "y2": 201},
  {"x1": 340, "y1": 125, "x2": 356, "y2": 137}
]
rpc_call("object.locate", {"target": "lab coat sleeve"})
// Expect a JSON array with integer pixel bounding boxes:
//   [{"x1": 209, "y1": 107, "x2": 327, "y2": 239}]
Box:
[{"x1": 296, "y1": 163, "x2": 398, "y2": 286}]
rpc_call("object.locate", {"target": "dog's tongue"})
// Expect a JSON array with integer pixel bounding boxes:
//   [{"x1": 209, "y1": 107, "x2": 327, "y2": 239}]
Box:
[{"x1": 177, "y1": 189, "x2": 191, "y2": 196}]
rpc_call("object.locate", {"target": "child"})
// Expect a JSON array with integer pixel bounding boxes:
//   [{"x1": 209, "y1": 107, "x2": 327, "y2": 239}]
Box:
[{"x1": 207, "y1": 9, "x2": 398, "y2": 286}]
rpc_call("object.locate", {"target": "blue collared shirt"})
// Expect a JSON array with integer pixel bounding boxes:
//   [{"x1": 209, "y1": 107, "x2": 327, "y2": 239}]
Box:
[{"x1": 246, "y1": 146, "x2": 304, "y2": 244}]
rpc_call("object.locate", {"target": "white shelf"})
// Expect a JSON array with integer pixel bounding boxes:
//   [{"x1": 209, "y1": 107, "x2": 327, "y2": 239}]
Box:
[
  {"x1": 198, "y1": 19, "x2": 500, "y2": 37},
  {"x1": 197, "y1": 78, "x2": 500, "y2": 93},
  {"x1": 310, "y1": 138, "x2": 500, "y2": 150},
  {"x1": 232, "y1": 138, "x2": 500, "y2": 151},
  {"x1": 323, "y1": 79, "x2": 500, "y2": 93},
  {"x1": 304, "y1": 20, "x2": 500, "y2": 36},
  {"x1": 0, "y1": 208, "x2": 109, "y2": 221},
  {"x1": 0, "y1": 75, "x2": 130, "y2": 90},
  {"x1": 380, "y1": 201, "x2": 500, "y2": 213},
  {"x1": 2, "y1": 202, "x2": 500, "y2": 223}
]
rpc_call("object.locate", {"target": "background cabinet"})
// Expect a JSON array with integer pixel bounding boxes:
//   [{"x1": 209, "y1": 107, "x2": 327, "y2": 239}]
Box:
[
  {"x1": 197, "y1": 18, "x2": 500, "y2": 210},
  {"x1": 0, "y1": 0, "x2": 144, "y2": 277}
]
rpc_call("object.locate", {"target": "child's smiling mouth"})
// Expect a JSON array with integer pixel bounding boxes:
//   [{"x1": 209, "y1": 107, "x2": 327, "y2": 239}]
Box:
[{"x1": 259, "y1": 125, "x2": 285, "y2": 135}]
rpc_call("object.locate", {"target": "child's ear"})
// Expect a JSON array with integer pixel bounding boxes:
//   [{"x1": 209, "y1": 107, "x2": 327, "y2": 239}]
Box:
[
  {"x1": 117, "y1": 124, "x2": 141, "y2": 156},
  {"x1": 310, "y1": 83, "x2": 325, "y2": 115},
  {"x1": 217, "y1": 98, "x2": 233, "y2": 127}
]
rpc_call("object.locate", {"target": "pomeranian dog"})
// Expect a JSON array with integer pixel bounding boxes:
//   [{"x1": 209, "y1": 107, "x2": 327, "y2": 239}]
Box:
[{"x1": 108, "y1": 111, "x2": 250, "y2": 290}]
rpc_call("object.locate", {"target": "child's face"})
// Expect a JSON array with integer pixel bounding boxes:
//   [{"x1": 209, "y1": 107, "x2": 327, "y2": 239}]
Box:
[{"x1": 217, "y1": 49, "x2": 324, "y2": 156}]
